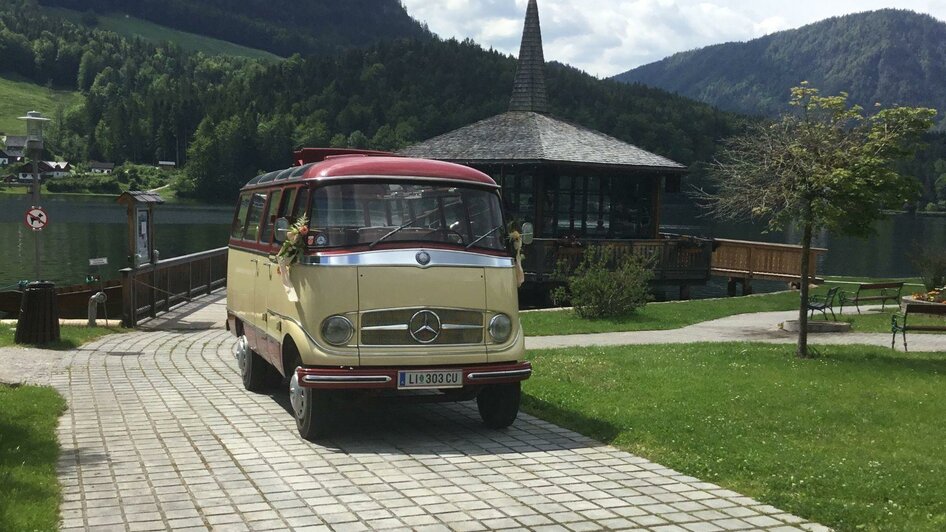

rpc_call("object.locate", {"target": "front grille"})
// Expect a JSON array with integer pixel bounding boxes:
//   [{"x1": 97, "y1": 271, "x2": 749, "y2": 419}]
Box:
[{"x1": 361, "y1": 308, "x2": 483, "y2": 346}]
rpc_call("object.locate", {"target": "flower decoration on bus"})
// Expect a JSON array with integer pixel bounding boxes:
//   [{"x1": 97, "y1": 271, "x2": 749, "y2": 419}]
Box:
[
  {"x1": 507, "y1": 221, "x2": 525, "y2": 287},
  {"x1": 275, "y1": 215, "x2": 309, "y2": 302}
]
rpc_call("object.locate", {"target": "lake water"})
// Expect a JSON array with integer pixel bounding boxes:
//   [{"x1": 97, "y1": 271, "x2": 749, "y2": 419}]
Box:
[
  {"x1": 1, "y1": 194, "x2": 944, "y2": 293},
  {"x1": 661, "y1": 203, "x2": 946, "y2": 278},
  {"x1": 0, "y1": 194, "x2": 231, "y2": 289}
]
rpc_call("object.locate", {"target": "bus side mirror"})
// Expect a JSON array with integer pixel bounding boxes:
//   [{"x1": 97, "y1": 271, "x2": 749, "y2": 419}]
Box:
[
  {"x1": 274, "y1": 217, "x2": 290, "y2": 243},
  {"x1": 521, "y1": 222, "x2": 534, "y2": 245}
]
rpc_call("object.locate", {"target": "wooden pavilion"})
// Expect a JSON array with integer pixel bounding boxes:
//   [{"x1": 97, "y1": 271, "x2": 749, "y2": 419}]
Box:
[{"x1": 401, "y1": 0, "x2": 713, "y2": 297}]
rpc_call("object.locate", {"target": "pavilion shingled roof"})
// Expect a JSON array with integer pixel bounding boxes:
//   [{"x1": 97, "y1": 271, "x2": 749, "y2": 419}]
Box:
[
  {"x1": 400, "y1": 112, "x2": 684, "y2": 170},
  {"x1": 400, "y1": 0, "x2": 685, "y2": 172}
]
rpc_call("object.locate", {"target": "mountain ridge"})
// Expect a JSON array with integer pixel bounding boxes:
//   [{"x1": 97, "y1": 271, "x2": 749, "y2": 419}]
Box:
[
  {"x1": 38, "y1": 0, "x2": 430, "y2": 57},
  {"x1": 614, "y1": 9, "x2": 946, "y2": 120}
]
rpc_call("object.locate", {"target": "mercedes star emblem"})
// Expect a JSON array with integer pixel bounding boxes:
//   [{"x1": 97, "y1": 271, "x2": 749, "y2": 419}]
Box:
[
  {"x1": 409, "y1": 310, "x2": 441, "y2": 344},
  {"x1": 416, "y1": 251, "x2": 431, "y2": 266}
]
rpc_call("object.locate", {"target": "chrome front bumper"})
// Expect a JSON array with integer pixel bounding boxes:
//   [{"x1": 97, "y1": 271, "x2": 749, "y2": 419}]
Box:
[{"x1": 296, "y1": 361, "x2": 532, "y2": 389}]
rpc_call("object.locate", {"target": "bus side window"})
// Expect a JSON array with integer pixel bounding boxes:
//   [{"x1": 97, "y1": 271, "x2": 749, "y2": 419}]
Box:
[
  {"x1": 243, "y1": 191, "x2": 268, "y2": 242},
  {"x1": 279, "y1": 188, "x2": 297, "y2": 219},
  {"x1": 231, "y1": 193, "x2": 251, "y2": 239},
  {"x1": 292, "y1": 188, "x2": 310, "y2": 222},
  {"x1": 259, "y1": 189, "x2": 282, "y2": 244}
]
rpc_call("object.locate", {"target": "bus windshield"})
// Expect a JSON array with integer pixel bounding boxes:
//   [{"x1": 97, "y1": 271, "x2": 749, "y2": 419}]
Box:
[{"x1": 309, "y1": 182, "x2": 506, "y2": 252}]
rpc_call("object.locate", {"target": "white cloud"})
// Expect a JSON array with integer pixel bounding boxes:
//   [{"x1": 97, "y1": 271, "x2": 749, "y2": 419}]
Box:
[{"x1": 401, "y1": 0, "x2": 946, "y2": 77}]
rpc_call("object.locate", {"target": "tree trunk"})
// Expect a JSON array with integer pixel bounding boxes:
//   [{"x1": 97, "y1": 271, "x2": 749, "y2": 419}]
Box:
[{"x1": 796, "y1": 211, "x2": 814, "y2": 358}]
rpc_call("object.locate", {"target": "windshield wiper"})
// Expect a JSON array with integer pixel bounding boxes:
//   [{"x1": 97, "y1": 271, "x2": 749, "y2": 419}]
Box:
[
  {"x1": 368, "y1": 205, "x2": 442, "y2": 249},
  {"x1": 465, "y1": 224, "x2": 503, "y2": 249}
]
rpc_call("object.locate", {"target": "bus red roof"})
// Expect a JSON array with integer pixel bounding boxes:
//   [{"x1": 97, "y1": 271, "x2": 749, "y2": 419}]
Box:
[
  {"x1": 243, "y1": 151, "x2": 497, "y2": 190},
  {"x1": 301, "y1": 156, "x2": 497, "y2": 187}
]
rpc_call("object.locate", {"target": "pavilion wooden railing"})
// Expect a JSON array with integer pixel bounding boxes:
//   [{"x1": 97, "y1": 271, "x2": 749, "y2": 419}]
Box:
[
  {"x1": 711, "y1": 238, "x2": 826, "y2": 295},
  {"x1": 120, "y1": 247, "x2": 228, "y2": 327},
  {"x1": 524, "y1": 235, "x2": 714, "y2": 285}
]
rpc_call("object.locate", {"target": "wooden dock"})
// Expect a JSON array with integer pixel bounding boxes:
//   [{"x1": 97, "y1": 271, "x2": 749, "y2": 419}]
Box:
[{"x1": 711, "y1": 238, "x2": 826, "y2": 295}]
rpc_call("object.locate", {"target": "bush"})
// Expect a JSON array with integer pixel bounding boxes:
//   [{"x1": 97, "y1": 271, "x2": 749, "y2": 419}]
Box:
[
  {"x1": 912, "y1": 243, "x2": 946, "y2": 290},
  {"x1": 45, "y1": 174, "x2": 121, "y2": 194},
  {"x1": 552, "y1": 246, "x2": 654, "y2": 319}
]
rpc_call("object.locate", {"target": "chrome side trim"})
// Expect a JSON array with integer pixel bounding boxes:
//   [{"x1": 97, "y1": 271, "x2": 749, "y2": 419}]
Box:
[
  {"x1": 441, "y1": 324, "x2": 484, "y2": 330},
  {"x1": 361, "y1": 324, "x2": 409, "y2": 331},
  {"x1": 302, "y1": 375, "x2": 392, "y2": 383},
  {"x1": 301, "y1": 249, "x2": 514, "y2": 268},
  {"x1": 466, "y1": 368, "x2": 533, "y2": 380}
]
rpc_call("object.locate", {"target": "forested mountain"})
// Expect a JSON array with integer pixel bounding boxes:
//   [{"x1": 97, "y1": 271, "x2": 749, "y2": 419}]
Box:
[
  {"x1": 38, "y1": 0, "x2": 430, "y2": 57},
  {"x1": 615, "y1": 10, "x2": 946, "y2": 120},
  {"x1": 0, "y1": 1, "x2": 743, "y2": 201}
]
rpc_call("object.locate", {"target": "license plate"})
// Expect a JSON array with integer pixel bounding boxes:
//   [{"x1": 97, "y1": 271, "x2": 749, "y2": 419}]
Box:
[{"x1": 397, "y1": 370, "x2": 463, "y2": 389}]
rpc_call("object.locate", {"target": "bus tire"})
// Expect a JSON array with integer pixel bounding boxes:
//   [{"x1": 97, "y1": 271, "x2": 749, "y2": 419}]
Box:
[
  {"x1": 477, "y1": 382, "x2": 521, "y2": 429},
  {"x1": 237, "y1": 335, "x2": 276, "y2": 392},
  {"x1": 293, "y1": 385, "x2": 333, "y2": 441}
]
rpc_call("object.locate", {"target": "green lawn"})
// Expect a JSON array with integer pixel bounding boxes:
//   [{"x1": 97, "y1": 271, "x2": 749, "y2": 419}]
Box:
[
  {"x1": 47, "y1": 7, "x2": 281, "y2": 60},
  {"x1": 0, "y1": 384, "x2": 66, "y2": 531},
  {"x1": 0, "y1": 75, "x2": 82, "y2": 134},
  {"x1": 0, "y1": 324, "x2": 122, "y2": 350},
  {"x1": 522, "y1": 277, "x2": 926, "y2": 337},
  {"x1": 523, "y1": 343, "x2": 946, "y2": 531}
]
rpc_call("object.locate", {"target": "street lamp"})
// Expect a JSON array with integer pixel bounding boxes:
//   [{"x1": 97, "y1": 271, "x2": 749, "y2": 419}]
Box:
[{"x1": 18, "y1": 110, "x2": 50, "y2": 280}]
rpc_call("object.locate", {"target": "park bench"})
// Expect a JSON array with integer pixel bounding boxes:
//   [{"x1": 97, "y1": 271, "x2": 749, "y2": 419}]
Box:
[
  {"x1": 839, "y1": 282, "x2": 904, "y2": 314},
  {"x1": 806, "y1": 286, "x2": 839, "y2": 321},
  {"x1": 891, "y1": 303, "x2": 946, "y2": 351}
]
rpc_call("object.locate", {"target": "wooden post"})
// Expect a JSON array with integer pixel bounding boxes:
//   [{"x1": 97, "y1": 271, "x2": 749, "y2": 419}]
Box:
[{"x1": 120, "y1": 267, "x2": 136, "y2": 327}]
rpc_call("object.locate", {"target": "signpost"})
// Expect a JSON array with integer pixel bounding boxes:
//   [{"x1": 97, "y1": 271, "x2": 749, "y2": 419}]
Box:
[{"x1": 87, "y1": 257, "x2": 109, "y2": 326}]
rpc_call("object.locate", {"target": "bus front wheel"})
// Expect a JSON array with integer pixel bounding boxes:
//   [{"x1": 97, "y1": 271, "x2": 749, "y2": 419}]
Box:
[
  {"x1": 477, "y1": 382, "x2": 521, "y2": 429},
  {"x1": 237, "y1": 335, "x2": 277, "y2": 392},
  {"x1": 290, "y1": 369, "x2": 332, "y2": 441}
]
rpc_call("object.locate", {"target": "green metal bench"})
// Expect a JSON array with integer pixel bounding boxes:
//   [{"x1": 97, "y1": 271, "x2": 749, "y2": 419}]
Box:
[
  {"x1": 891, "y1": 303, "x2": 946, "y2": 351},
  {"x1": 806, "y1": 286, "x2": 839, "y2": 321},
  {"x1": 839, "y1": 282, "x2": 904, "y2": 314}
]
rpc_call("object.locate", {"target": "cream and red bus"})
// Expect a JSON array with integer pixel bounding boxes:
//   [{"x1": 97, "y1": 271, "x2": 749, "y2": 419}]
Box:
[{"x1": 226, "y1": 149, "x2": 532, "y2": 440}]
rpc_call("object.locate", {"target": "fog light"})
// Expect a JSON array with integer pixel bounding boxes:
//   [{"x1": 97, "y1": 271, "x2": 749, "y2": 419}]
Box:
[
  {"x1": 488, "y1": 313, "x2": 512, "y2": 342},
  {"x1": 321, "y1": 315, "x2": 353, "y2": 345}
]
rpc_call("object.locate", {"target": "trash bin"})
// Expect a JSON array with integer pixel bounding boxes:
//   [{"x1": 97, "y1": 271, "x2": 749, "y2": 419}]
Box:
[{"x1": 15, "y1": 281, "x2": 60, "y2": 345}]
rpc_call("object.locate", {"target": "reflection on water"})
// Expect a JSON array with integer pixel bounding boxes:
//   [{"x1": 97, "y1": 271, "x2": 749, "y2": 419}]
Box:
[
  {"x1": 0, "y1": 194, "x2": 231, "y2": 288},
  {"x1": 1, "y1": 194, "x2": 944, "y2": 293},
  {"x1": 661, "y1": 203, "x2": 946, "y2": 278}
]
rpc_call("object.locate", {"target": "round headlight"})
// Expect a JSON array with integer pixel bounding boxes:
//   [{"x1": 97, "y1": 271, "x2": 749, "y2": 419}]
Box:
[
  {"x1": 321, "y1": 316, "x2": 353, "y2": 345},
  {"x1": 488, "y1": 313, "x2": 513, "y2": 343}
]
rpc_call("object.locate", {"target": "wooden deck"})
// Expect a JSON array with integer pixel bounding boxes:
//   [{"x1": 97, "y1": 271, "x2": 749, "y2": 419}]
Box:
[{"x1": 711, "y1": 238, "x2": 826, "y2": 295}]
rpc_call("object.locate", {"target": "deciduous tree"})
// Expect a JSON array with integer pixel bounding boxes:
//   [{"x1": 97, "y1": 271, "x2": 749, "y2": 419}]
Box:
[{"x1": 699, "y1": 84, "x2": 936, "y2": 357}]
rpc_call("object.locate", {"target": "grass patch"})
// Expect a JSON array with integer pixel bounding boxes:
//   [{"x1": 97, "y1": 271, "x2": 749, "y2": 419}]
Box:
[
  {"x1": 47, "y1": 7, "x2": 281, "y2": 60},
  {"x1": 0, "y1": 74, "x2": 81, "y2": 134},
  {"x1": 521, "y1": 291, "x2": 801, "y2": 336},
  {"x1": 523, "y1": 343, "x2": 946, "y2": 531},
  {"x1": 0, "y1": 384, "x2": 66, "y2": 531},
  {"x1": 0, "y1": 325, "x2": 122, "y2": 350},
  {"x1": 522, "y1": 277, "x2": 926, "y2": 337}
]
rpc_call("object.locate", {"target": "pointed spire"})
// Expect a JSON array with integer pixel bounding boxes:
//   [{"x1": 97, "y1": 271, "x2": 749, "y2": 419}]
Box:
[{"x1": 509, "y1": 0, "x2": 549, "y2": 113}]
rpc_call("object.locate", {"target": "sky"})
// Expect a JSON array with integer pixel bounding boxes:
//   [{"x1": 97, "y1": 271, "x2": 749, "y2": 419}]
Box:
[{"x1": 400, "y1": 0, "x2": 946, "y2": 78}]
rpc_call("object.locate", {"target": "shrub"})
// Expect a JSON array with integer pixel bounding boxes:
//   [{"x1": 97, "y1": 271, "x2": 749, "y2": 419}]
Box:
[
  {"x1": 552, "y1": 245, "x2": 654, "y2": 319},
  {"x1": 45, "y1": 174, "x2": 121, "y2": 194},
  {"x1": 912, "y1": 243, "x2": 946, "y2": 291}
]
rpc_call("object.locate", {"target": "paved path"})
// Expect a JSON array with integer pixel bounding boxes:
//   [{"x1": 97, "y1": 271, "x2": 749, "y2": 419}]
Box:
[
  {"x1": 45, "y1": 295, "x2": 823, "y2": 531},
  {"x1": 527, "y1": 308, "x2": 946, "y2": 352}
]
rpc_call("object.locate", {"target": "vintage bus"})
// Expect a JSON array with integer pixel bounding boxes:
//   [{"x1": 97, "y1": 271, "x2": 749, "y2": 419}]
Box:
[{"x1": 226, "y1": 149, "x2": 532, "y2": 440}]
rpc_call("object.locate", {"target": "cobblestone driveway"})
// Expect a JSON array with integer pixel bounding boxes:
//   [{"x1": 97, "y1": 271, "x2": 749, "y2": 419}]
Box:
[{"x1": 52, "y1": 329, "x2": 823, "y2": 531}]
